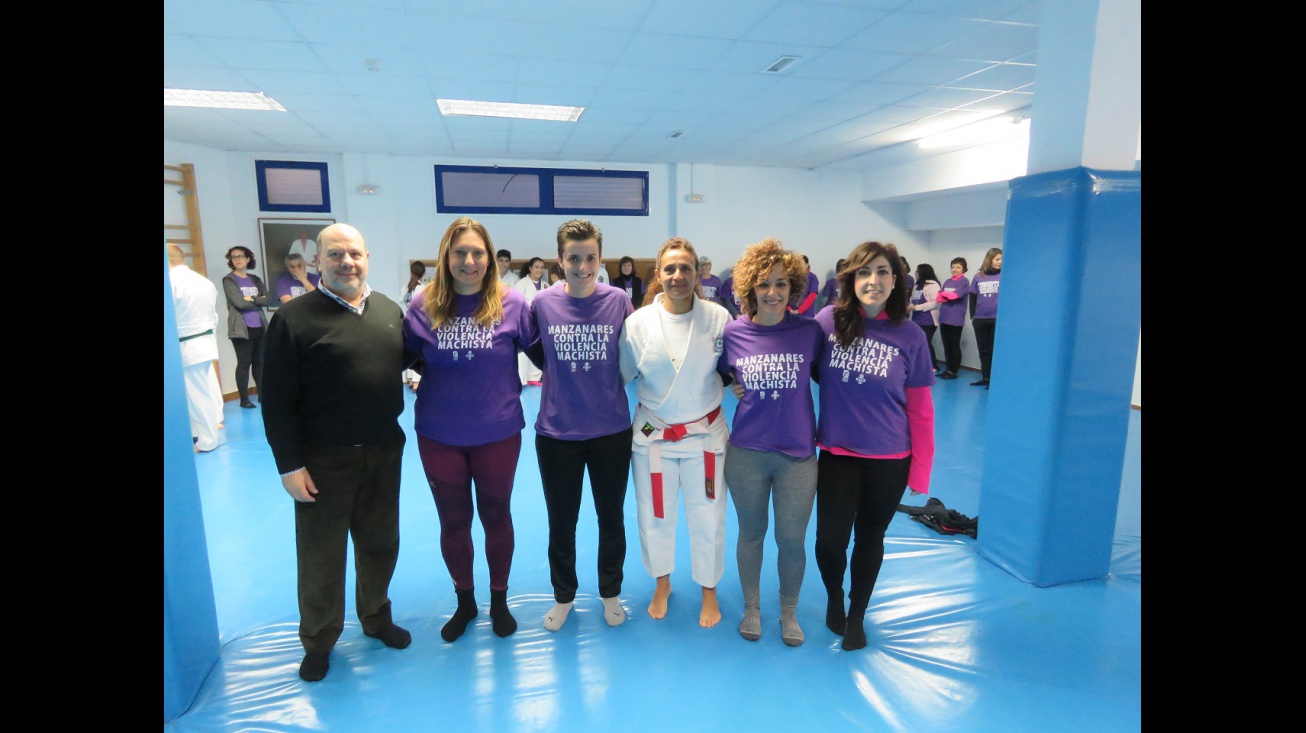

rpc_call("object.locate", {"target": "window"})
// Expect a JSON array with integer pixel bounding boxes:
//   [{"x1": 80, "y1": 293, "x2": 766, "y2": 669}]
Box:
[
  {"x1": 435, "y1": 165, "x2": 648, "y2": 216},
  {"x1": 256, "y1": 160, "x2": 331, "y2": 213}
]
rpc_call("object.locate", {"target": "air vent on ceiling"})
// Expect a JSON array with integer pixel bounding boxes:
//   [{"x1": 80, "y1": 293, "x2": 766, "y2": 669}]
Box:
[
  {"x1": 763, "y1": 55, "x2": 800, "y2": 74},
  {"x1": 668, "y1": 131, "x2": 684, "y2": 138}
]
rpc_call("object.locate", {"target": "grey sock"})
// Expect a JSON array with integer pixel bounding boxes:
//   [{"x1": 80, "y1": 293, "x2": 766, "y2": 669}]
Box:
[
  {"x1": 544, "y1": 601, "x2": 573, "y2": 632},
  {"x1": 601, "y1": 596, "x2": 626, "y2": 627},
  {"x1": 780, "y1": 595, "x2": 803, "y2": 647},
  {"x1": 739, "y1": 606, "x2": 762, "y2": 641}
]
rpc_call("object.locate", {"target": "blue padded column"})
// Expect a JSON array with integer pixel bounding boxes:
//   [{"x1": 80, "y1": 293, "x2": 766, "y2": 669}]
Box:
[
  {"x1": 163, "y1": 246, "x2": 220, "y2": 721},
  {"x1": 977, "y1": 167, "x2": 1140, "y2": 587}
]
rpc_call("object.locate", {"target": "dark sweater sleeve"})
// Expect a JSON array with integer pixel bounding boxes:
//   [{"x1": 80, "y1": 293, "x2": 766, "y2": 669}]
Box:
[{"x1": 260, "y1": 305, "x2": 305, "y2": 473}]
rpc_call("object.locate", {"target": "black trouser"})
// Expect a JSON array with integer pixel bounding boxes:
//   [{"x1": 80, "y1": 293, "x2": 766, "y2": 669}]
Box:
[
  {"x1": 231, "y1": 326, "x2": 265, "y2": 401},
  {"x1": 536, "y1": 428, "x2": 632, "y2": 603},
  {"x1": 814, "y1": 452, "x2": 910, "y2": 613},
  {"x1": 972, "y1": 318, "x2": 996, "y2": 380},
  {"x1": 295, "y1": 442, "x2": 403, "y2": 655},
  {"x1": 919, "y1": 324, "x2": 939, "y2": 370},
  {"x1": 939, "y1": 323, "x2": 963, "y2": 374}
]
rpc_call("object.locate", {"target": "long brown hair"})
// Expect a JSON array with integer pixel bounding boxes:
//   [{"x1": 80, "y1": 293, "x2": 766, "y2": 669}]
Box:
[
  {"x1": 832, "y1": 241, "x2": 909, "y2": 348},
  {"x1": 731, "y1": 237, "x2": 807, "y2": 317},
  {"x1": 422, "y1": 217, "x2": 505, "y2": 329},
  {"x1": 641, "y1": 237, "x2": 704, "y2": 307},
  {"x1": 980, "y1": 247, "x2": 1003, "y2": 275}
]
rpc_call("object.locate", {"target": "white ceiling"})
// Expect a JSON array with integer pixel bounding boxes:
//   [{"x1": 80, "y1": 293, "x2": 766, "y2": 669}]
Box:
[{"x1": 163, "y1": 0, "x2": 1040, "y2": 173}]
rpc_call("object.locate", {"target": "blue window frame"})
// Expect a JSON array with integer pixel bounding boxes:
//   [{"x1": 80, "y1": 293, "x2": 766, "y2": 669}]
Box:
[
  {"x1": 256, "y1": 160, "x2": 331, "y2": 213},
  {"x1": 435, "y1": 165, "x2": 648, "y2": 216}
]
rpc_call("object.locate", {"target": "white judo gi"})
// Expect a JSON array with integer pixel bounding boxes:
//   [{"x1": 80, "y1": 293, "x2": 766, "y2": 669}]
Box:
[
  {"x1": 619, "y1": 293, "x2": 731, "y2": 587},
  {"x1": 170, "y1": 263, "x2": 225, "y2": 452}
]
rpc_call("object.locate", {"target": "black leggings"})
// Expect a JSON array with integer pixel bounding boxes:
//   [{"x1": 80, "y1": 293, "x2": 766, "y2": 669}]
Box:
[
  {"x1": 940, "y1": 324, "x2": 963, "y2": 374},
  {"x1": 814, "y1": 451, "x2": 910, "y2": 613},
  {"x1": 919, "y1": 324, "x2": 939, "y2": 370},
  {"x1": 231, "y1": 326, "x2": 265, "y2": 401},
  {"x1": 972, "y1": 318, "x2": 996, "y2": 380},
  {"x1": 535, "y1": 428, "x2": 632, "y2": 603}
]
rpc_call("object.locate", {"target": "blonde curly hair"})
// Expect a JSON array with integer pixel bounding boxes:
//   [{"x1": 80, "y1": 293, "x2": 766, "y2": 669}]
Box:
[{"x1": 731, "y1": 237, "x2": 808, "y2": 317}]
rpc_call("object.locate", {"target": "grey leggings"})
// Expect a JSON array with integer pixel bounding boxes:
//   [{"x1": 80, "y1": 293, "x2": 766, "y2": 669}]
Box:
[{"x1": 723, "y1": 444, "x2": 818, "y2": 602}]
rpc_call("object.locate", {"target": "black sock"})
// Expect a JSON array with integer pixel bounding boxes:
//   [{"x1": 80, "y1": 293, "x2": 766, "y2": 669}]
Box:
[
  {"x1": 825, "y1": 589, "x2": 846, "y2": 636},
  {"x1": 842, "y1": 610, "x2": 867, "y2": 651},
  {"x1": 490, "y1": 589, "x2": 517, "y2": 638},
  {"x1": 365, "y1": 622, "x2": 411, "y2": 649},
  {"x1": 441, "y1": 589, "x2": 478, "y2": 642},
  {"x1": 299, "y1": 651, "x2": 330, "y2": 682}
]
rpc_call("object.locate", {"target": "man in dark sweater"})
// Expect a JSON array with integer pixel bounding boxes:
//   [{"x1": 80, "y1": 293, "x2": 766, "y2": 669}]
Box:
[{"x1": 261, "y1": 223, "x2": 418, "y2": 682}]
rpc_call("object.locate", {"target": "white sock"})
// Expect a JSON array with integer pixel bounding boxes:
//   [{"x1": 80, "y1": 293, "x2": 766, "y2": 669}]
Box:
[
  {"x1": 544, "y1": 602, "x2": 573, "y2": 631},
  {"x1": 602, "y1": 596, "x2": 626, "y2": 627}
]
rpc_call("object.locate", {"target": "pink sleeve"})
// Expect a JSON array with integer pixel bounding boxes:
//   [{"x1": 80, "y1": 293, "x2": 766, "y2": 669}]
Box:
[{"x1": 905, "y1": 386, "x2": 935, "y2": 494}]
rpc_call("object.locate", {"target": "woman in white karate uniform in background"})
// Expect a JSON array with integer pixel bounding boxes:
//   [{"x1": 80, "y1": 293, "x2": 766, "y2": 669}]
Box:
[{"x1": 619, "y1": 236, "x2": 732, "y2": 628}]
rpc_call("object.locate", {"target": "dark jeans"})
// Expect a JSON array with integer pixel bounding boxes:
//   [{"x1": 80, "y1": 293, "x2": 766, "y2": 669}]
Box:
[
  {"x1": 814, "y1": 451, "x2": 910, "y2": 613},
  {"x1": 295, "y1": 442, "x2": 403, "y2": 655},
  {"x1": 939, "y1": 324, "x2": 963, "y2": 374},
  {"x1": 536, "y1": 428, "x2": 633, "y2": 602},
  {"x1": 231, "y1": 326, "x2": 264, "y2": 401},
  {"x1": 972, "y1": 318, "x2": 996, "y2": 379}
]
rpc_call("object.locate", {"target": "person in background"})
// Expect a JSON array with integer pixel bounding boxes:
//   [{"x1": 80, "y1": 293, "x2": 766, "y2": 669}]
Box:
[
  {"x1": 260, "y1": 223, "x2": 416, "y2": 682},
  {"x1": 276, "y1": 252, "x2": 320, "y2": 304},
  {"x1": 620, "y1": 237, "x2": 732, "y2": 628},
  {"x1": 813, "y1": 240, "x2": 935, "y2": 652},
  {"x1": 401, "y1": 260, "x2": 428, "y2": 392},
  {"x1": 610, "y1": 255, "x2": 645, "y2": 310},
  {"x1": 497, "y1": 249, "x2": 520, "y2": 287},
  {"x1": 698, "y1": 255, "x2": 723, "y2": 302},
  {"x1": 901, "y1": 257, "x2": 915, "y2": 293},
  {"x1": 935, "y1": 257, "x2": 970, "y2": 379},
  {"x1": 525, "y1": 219, "x2": 636, "y2": 632},
  {"x1": 288, "y1": 228, "x2": 319, "y2": 275},
  {"x1": 222, "y1": 245, "x2": 277, "y2": 408},
  {"x1": 718, "y1": 269, "x2": 742, "y2": 318},
  {"x1": 717, "y1": 238, "x2": 823, "y2": 646},
  {"x1": 791, "y1": 254, "x2": 820, "y2": 316},
  {"x1": 167, "y1": 244, "x2": 224, "y2": 452},
  {"x1": 967, "y1": 248, "x2": 1002, "y2": 388},
  {"x1": 404, "y1": 217, "x2": 532, "y2": 643},
  {"x1": 907, "y1": 263, "x2": 942, "y2": 372},
  {"x1": 818, "y1": 259, "x2": 847, "y2": 310},
  {"x1": 548, "y1": 263, "x2": 565, "y2": 286},
  {"x1": 513, "y1": 257, "x2": 548, "y2": 386}
]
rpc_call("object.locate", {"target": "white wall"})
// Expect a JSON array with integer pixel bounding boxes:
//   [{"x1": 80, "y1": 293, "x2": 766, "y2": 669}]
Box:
[{"x1": 165, "y1": 141, "x2": 926, "y2": 396}]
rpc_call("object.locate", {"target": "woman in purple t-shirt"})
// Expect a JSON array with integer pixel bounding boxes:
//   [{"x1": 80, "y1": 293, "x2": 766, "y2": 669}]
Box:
[
  {"x1": 402, "y1": 216, "x2": 532, "y2": 643},
  {"x1": 967, "y1": 248, "x2": 1002, "y2": 388},
  {"x1": 935, "y1": 257, "x2": 970, "y2": 379},
  {"x1": 813, "y1": 241, "x2": 936, "y2": 652},
  {"x1": 718, "y1": 238, "x2": 824, "y2": 646},
  {"x1": 221, "y1": 245, "x2": 277, "y2": 408}
]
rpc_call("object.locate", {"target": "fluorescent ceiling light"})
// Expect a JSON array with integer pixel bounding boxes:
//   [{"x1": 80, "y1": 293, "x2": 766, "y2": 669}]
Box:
[
  {"x1": 918, "y1": 115, "x2": 1029, "y2": 149},
  {"x1": 164, "y1": 89, "x2": 286, "y2": 111},
  {"x1": 437, "y1": 99, "x2": 583, "y2": 122}
]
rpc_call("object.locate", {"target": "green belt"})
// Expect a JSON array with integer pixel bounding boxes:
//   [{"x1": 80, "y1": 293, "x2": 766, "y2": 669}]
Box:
[{"x1": 179, "y1": 329, "x2": 213, "y2": 343}]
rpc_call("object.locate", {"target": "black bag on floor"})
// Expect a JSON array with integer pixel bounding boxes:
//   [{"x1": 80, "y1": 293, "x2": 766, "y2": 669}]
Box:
[{"x1": 896, "y1": 497, "x2": 978, "y2": 539}]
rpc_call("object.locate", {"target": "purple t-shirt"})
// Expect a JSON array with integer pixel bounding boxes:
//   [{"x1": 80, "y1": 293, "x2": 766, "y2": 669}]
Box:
[
  {"x1": 968, "y1": 271, "x2": 1000, "y2": 319},
  {"x1": 938, "y1": 275, "x2": 970, "y2": 327},
  {"x1": 814, "y1": 306, "x2": 935, "y2": 456},
  {"x1": 819, "y1": 277, "x2": 840, "y2": 306},
  {"x1": 794, "y1": 271, "x2": 821, "y2": 316},
  {"x1": 910, "y1": 280, "x2": 939, "y2": 328},
  {"x1": 233, "y1": 274, "x2": 264, "y2": 328},
  {"x1": 276, "y1": 272, "x2": 320, "y2": 301},
  {"x1": 403, "y1": 287, "x2": 531, "y2": 446},
  {"x1": 529, "y1": 283, "x2": 634, "y2": 440},
  {"x1": 719, "y1": 277, "x2": 741, "y2": 313},
  {"x1": 718, "y1": 313, "x2": 823, "y2": 458},
  {"x1": 700, "y1": 274, "x2": 723, "y2": 302}
]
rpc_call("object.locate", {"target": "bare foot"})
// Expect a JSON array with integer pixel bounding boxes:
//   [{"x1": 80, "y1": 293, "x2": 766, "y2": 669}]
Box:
[
  {"x1": 648, "y1": 575, "x2": 672, "y2": 619},
  {"x1": 699, "y1": 586, "x2": 721, "y2": 628}
]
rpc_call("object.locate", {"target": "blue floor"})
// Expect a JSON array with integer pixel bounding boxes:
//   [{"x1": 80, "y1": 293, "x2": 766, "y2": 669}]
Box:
[{"x1": 167, "y1": 373, "x2": 1141, "y2": 733}]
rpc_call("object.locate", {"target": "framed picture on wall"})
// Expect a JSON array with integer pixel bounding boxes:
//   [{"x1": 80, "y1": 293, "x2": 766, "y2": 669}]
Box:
[{"x1": 257, "y1": 217, "x2": 335, "y2": 307}]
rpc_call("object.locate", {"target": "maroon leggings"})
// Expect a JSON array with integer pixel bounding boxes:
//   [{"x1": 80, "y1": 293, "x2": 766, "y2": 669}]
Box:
[{"x1": 417, "y1": 432, "x2": 521, "y2": 592}]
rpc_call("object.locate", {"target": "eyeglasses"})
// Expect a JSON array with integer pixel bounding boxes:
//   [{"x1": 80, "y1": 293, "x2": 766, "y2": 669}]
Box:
[{"x1": 230, "y1": 254, "x2": 249, "y2": 260}]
